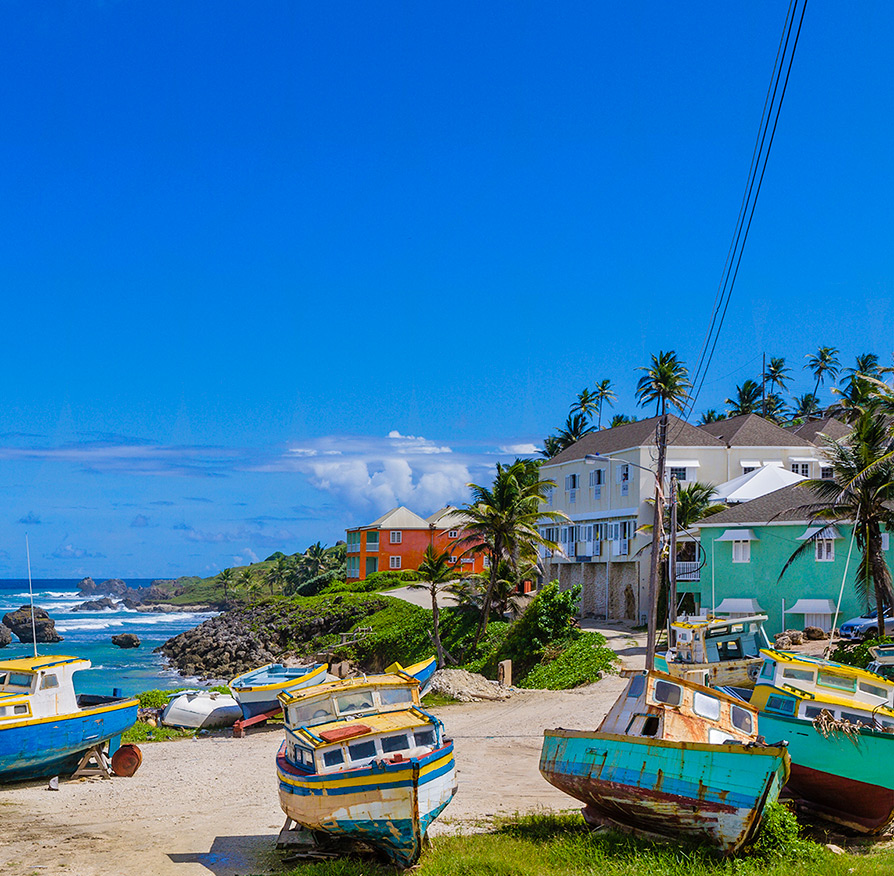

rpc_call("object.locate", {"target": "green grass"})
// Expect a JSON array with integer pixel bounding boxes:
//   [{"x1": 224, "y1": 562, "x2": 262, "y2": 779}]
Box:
[
  {"x1": 279, "y1": 812, "x2": 894, "y2": 876},
  {"x1": 421, "y1": 692, "x2": 460, "y2": 708},
  {"x1": 519, "y1": 633, "x2": 619, "y2": 690},
  {"x1": 122, "y1": 721, "x2": 196, "y2": 743}
]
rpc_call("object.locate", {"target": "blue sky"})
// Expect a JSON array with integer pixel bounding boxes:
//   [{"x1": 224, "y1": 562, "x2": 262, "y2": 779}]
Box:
[{"x1": 0, "y1": 2, "x2": 891, "y2": 578}]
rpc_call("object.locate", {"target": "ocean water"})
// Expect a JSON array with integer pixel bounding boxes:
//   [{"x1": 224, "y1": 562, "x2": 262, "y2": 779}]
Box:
[{"x1": 0, "y1": 579, "x2": 215, "y2": 697}]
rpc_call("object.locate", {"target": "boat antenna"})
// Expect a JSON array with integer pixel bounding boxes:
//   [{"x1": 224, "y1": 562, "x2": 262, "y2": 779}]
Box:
[{"x1": 26, "y1": 534, "x2": 38, "y2": 659}]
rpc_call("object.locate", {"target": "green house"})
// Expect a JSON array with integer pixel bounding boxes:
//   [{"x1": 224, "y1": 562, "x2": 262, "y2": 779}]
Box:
[{"x1": 695, "y1": 484, "x2": 893, "y2": 636}]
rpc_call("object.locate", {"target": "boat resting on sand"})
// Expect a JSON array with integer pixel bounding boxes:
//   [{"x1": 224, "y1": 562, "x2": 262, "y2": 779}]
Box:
[
  {"x1": 276, "y1": 672, "x2": 456, "y2": 868},
  {"x1": 0, "y1": 655, "x2": 138, "y2": 782},
  {"x1": 743, "y1": 649, "x2": 894, "y2": 833},
  {"x1": 230, "y1": 662, "x2": 328, "y2": 718},
  {"x1": 540, "y1": 670, "x2": 789, "y2": 854},
  {"x1": 384, "y1": 656, "x2": 437, "y2": 697},
  {"x1": 161, "y1": 689, "x2": 242, "y2": 729}
]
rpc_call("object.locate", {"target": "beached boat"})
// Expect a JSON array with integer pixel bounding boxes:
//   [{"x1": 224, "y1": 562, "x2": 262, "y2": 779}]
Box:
[
  {"x1": 230, "y1": 662, "x2": 328, "y2": 719},
  {"x1": 0, "y1": 655, "x2": 138, "y2": 782},
  {"x1": 540, "y1": 670, "x2": 790, "y2": 853},
  {"x1": 276, "y1": 672, "x2": 456, "y2": 868},
  {"x1": 745, "y1": 649, "x2": 894, "y2": 832},
  {"x1": 658, "y1": 614, "x2": 771, "y2": 688},
  {"x1": 161, "y1": 689, "x2": 242, "y2": 729},
  {"x1": 384, "y1": 655, "x2": 437, "y2": 697}
]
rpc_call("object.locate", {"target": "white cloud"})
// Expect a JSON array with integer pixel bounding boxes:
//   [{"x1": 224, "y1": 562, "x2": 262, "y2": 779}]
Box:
[{"x1": 500, "y1": 443, "x2": 539, "y2": 455}]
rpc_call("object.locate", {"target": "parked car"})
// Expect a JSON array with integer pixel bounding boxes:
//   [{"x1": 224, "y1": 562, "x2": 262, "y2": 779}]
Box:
[{"x1": 838, "y1": 609, "x2": 894, "y2": 642}]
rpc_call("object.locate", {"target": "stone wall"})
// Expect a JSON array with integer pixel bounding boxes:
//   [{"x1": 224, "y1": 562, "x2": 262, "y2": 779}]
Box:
[{"x1": 543, "y1": 559, "x2": 640, "y2": 621}]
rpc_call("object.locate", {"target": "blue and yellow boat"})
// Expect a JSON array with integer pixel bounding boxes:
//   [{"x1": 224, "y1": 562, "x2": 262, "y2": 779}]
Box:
[
  {"x1": 0, "y1": 655, "x2": 138, "y2": 782},
  {"x1": 276, "y1": 672, "x2": 456, "y2": 868},
  {"x1": 230, "y1": 662, "x2": 329, "y2": 719}
]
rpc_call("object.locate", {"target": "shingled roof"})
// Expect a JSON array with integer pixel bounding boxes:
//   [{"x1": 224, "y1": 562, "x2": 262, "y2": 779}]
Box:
[
  {"x1": 788, "y1": 416, "x2": 851, "y2": 444},
  {"x1": 698, "y1": 413, "x2": 814, "y2": 448},
  {"x1": 699, "y1": 483, "x2": 827, "y2": 526},
  {"x1": 544, "y1": 414, "x2": 724, "y2": 466}
]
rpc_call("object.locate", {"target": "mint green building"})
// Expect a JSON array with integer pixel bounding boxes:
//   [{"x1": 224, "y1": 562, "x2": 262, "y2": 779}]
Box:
[{"x1": 695, "y1": 484, "x2": 892, "y2": 636}]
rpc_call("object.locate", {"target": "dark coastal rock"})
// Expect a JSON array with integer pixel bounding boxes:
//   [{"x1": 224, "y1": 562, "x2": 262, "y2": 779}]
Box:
[
  {"x1": 0, "y1": 625, "x2": 11, "y2": 648},
  {"x1": 2, "y1": 606, "x2": 63, "y2": 643},
  {"x1": 111, "y1": 633, "x2": 141, "y2": 649},
  {"x1": 72, "y1": 597, "x2": 119, "y2": 612},
  {"x1": 98, "y1": 578, "x2": 129, "y2": 597},
  {"x1": 77, "y1": 576, "x2": 97, "y2": 595}
]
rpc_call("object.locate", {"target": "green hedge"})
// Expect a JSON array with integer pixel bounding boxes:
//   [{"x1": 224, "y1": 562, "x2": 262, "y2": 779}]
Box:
[{"x1": 519, "y1": 633, "x2": 618, "y2": 689}]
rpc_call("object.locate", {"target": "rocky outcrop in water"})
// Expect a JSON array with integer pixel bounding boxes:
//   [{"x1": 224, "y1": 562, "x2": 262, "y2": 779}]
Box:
[
  {"x1": 2, "y1": 606, "x2": 63, "y2": 643},
  {"x1": 75, "y1": 577, "x2": 188, "y2": 610},
  {"x1": 0, "y1": 625, "x2": 11, "y2": 648},
  {"x1": 72, "y1": 597, "x2": 120, "y2": 612},
  {"x1": 111, "y1": 633, "x2": 141, "y2": 648}
]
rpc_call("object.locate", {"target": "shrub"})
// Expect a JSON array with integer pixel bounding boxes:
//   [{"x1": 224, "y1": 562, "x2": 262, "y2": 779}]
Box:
[
  {"x1": 830, "y1": 635, "x2": 893, "y2": 669},
  {"x1": 340, "y1": 599, "x2": 434, "y2": 670},
  {"x1": 519, "y1": 633, "x2": 618, "y2": 689},
  {"x1": 748, "y1": 802, "x2": 822, "y2": 861}
]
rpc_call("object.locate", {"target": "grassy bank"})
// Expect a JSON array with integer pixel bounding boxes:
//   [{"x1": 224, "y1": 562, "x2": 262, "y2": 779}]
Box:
[{"x1": 281, "y1": 812, "x2": 894, "y2": 876}]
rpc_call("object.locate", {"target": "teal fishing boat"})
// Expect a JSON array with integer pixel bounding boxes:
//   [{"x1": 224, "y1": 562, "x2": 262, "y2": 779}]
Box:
[{"x1": 541, "y1": 670, "x2": 789, "y2": 853}]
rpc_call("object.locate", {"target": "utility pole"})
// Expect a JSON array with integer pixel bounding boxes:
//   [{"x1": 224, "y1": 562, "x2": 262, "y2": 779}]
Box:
[
  {"x1": 761, "y1": 352, "x2": 766, "y2": 418},
  {"x1": 645, "y1": 413, "x2": 668, "y2": 668},
  {"x1": 668, "y1": 475, "x2": 678, "y2": 637}
]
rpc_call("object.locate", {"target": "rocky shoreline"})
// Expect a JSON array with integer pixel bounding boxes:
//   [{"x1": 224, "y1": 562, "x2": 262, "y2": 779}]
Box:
[{"x1": 73, "y1": 576, "x2": 215, "y2": 615}]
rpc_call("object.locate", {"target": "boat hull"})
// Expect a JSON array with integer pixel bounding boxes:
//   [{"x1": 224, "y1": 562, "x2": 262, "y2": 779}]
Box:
[
  {"x1": 0, "y1": 698, "x2": 138, "y2": 782},
  {"x1": 662, "y1": 658, "x2": 761, "y2": 689},
  {"x1": 757, "y1": 711, "x2": 894, "y2": 833},
  {"x1": 277, "y1": 740, "x2": 456, "y2": 868},
  {"x1": 162, "y1": 693, "x2": 242, "y2": 729},
  {"x1": 231, "y1": 663, "x2": 329, "y2": 718},
  {"x1": 540, "y1": 730, "x2": 789, "y2": 854}
]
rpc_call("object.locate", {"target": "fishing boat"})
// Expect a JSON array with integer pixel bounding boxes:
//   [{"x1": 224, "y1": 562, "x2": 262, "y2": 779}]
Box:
[
  {"x1": 0, "y1": 655, "x2": 138, "y2": 782},
  {"x1": 161, "y1": 689, "x2": 242, "y2": 729},
  {"x1": 384, "y1": 655, "x2": 437, "y2": 697},
  {"x1": 540, "y1": 669, "x2": 790, "y2": 853},
  {"x1": 745, "y1": 649, "x2": 894, "y2": 832},
  {"x1": 276, "y1": 672, "x2": 456, "y2": 868},
  {"x1": 658, "y1": 614, "x2": 771, "y2": 688},
  {"x1": 230, "y1": 662, "x2": 329, "y2": 719}
]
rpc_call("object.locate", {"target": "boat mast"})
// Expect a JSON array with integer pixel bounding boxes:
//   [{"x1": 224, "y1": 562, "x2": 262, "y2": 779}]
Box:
[{"x1": 26, "y1": 535, "x2": 37, "y2": 659}]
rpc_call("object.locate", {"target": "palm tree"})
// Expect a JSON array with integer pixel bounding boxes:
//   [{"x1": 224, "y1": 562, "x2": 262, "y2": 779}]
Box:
[
  {"x1": 763, "y1": 393, "x2": 789, "y2": 425},
  {"x1": 539, "y1": 435, "x2": 563, "y2": 459},
  {"x1": 698, "y1": 410, "x2": 725, "y2": 425},
  {"x1": 609, "y1": 414, "x2": 636, "y2": 428},
  {"x1": 300, "y1": 541, "x2": 331, "y2": 578},
  {"x1": 724, "y1": 379, "x2": 763, "y2": 416},
  {"x1": 264, "y1": 555, "x2": 294, "y2": 596},
  {"x1": 804, "y1": 346, "x2": 841, "y2": 405},
  {"x1": 593, "y1": 379, "x2": 616, "y2": 429},
  {"x1": 216, "y1": 567, "x2": 236, "y2": 601},
  {"x1": 554, "y1": 413, "x2": 595, "y2": 451},
  {"x1": 570, "y1": 387, "x2": 599, "y2": 423},
  {"x1": 453, "y1": 460, "x2": 567, "y2": 652},
  {"x1": 409, "y1": 545, "x2": 455, "y2": 667},
  {"x1": 237, "y1": 567, "x2": 257, "y2": 598},
  {"x1": 764, "y1": 357, "x2": 791, "y2": 394},
  {"x1": 780, "y1": 409, "x2": 894, "y2": 638},
  {"x1": 842, "y1": 353, "x2": 880, "y2": 384},
  {"x1": 829, "y1": 376, "x2": 875, "y2": 423},
  {"x1": 635, "y1": 351, "x2": 691, "y2": 416},
  {"x1": 791, "y1": 392, "x2": 820, "y2": 420}
]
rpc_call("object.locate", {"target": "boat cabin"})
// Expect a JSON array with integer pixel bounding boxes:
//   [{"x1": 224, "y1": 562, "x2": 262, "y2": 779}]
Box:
[
  {"x1": 279, "y1": 674, "x2": 421, "y2": 730},
  {"x1": 599, "y1": 670, "x2": 762, "y2": 745},
  {"x1": 286, "y1": 708, "x2": 443, "y2": 775},
  {"x1": 867, "y1": 644, "x2": 894, "y2": 681},
  {"x1": 0, "y1": 656, "x2": 85, "y2": 722},
  {"x1": 752, "y1": 649, "x2": 894, "y2": 729}
]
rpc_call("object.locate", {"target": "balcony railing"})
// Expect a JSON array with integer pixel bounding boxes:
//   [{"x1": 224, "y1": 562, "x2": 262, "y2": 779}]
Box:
[
  {"x1": 347, "y1": 543, "x2": 360, "y2": 553},
  {"x1": 676, "y1": 561, "x2": 701, "y2": 581}
]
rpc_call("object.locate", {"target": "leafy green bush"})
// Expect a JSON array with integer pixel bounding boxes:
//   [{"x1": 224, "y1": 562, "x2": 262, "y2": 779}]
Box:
[
  {"x1": 748, "y1": 802, "x2": 822, "y2": 861},
  {"x1": 123, "y1": 722, "x2": 196, "y2": 743},
  {"x1": 340, "y1": 598, "x2": 434, "y2": 670},
  {"x1": 830, "y1": 635, "x2": 893, "y2": 669},
  {"x1": 137, "y1": 685, "x2": 230, "y2": 709},
  {"x1": 519, "y1": 632, "x2": 618, "y2": 689}
]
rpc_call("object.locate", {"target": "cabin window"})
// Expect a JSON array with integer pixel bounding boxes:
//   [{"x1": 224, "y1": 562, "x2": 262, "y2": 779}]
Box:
[
  {"x1": 13, "y1": 705, "x2": 27, "y2": 715},
  {"x1": 706, "y1": 625, "x2": 730, "y2": 639},
  {"x1": 841, "y1": 712, "x2": 867, "y2": 725},
  {"x1": 640, "y1": 716, "x2": 660, "y2": 737},
  {"x1": 716, "y1": 639, "x2": 743, "y2": 661},
  {"x1": 380, "y1": 688, "x2": 412, "y2": 706},
  {"x1": 859, "y1": 681, "x2": 889, "y2": 700},
  {"x1": 731, "y1": 706, "x2": 753, "y2": 734},
  {"x1": 348, "y1": 740, "x2": 378, "y2": 761},
  {"x1": 804, "y1": 706, "x2": 824, "y2": 719},
  {"x1": 766, "y1": 696, "x2": 796, "y2": 715},
  {"x1": 730, "y1": 623, "x2": 745, "y2": 634},
  {"x1": 7, "y1": 674, "x2": 32, "y2": 688},
  {"x1": 817, "y1": 671, "x2": 856, "y2": 693},
  {"x1": 336, "y1": 693, "x2": 375, "y2": 714},
  {"x1": 626, "y1": 674, "x2": 646, "y2": 699},
  {"x1": 760, "y1": 660, "x2": 775, "y2": 680},
  {"x1": 322, "y1": 749, "x2": 345, "y2": 768},
  {"x1": 653, "y1": 680, "x2": 682, "y2": 707},
  {"x1": 693, "y1": 692, "x2": 721, "y2": 721},
  {"x1": 291, "y1": 701, "x2": 334, "y2": 725},
  {"x1": 40, "y1": 674, "x2": 58, "y2": 690},
  {"x1": 294, "y1": 745, "x2": 315, "y2": 769},
  {"x1": 782, "y1": 668, "x2": 815, "y2": 683},
  {"x1": 414, "y1": 729, "x2": 436, "y2": 748},
  {"x1": 381, "y1": 734, "x2": 410, "y2": 754}
]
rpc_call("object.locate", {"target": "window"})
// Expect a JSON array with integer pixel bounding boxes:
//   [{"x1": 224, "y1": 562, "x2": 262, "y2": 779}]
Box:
[
  {"x1": 448, "y1": 530, "x2": 458, "y2": 539},
  {"x1": 653, "y1": 680, "x2": 682, "y2": 706},
  {"x1": 564, "y1": 473, "x2": 579, "y2": 491},
  {"x1": 390, "y1": 531, "x2": 402, "y2": 544},
  {"x1": 841, "y1": 712, "x2": 868, "y2": 725},
  {"x1": 390, "y1": 556, "x2": 402, "y2": 569},
  {"x1": 366, "y1": 532, "x2": 379, "y2": 549},
  {"x1": 693, "y1": 692, "x2": 721, "y2": 720},
  {"x1": 859, "y1": 681, "x2": 889, "y2": 700},
  {"x1": 742, "y1": 466, "x2": 756, "y2": 474},
  {"x1": 414, "y1": 729, "x2": 437, "y2": 748},
  {"x1": 322, "y1": 749, "x2": 345, "y2": 768},
  {"x1": 544, "y1": 487, "x2": 554, "y2": 507},
  {"x1": 348, "y1": 740, "x2": 378, "y2": 761},
  {"x1": 815, "y1": 539, "x2": 834, "y2": 562},
  {"x1": 791, "y1": 463, "x2": 810, "y2": 477},
  {"x1": 7, "y1": 674, "x2": 32, "y2": 688},
  {"x1": 804, "y1": 705, "x2": 825, "y2": 719},
  {"x1": 669, "y1": 467, "x2": 687, "y2": 482},
  {"x1": 732, "y1": 540, "x2": 751, "y2": 563},
  {"x1": 818, "y1": 670, "x2": 856, "y2": 693},
  {"x1": 619, "y1": 465, "x2": 630, "y2": 496},
  {"x1": 380, "y1": 688, "x2": 412, "y2": 705},
  {"x1": 626, "y1": 674, "x2": 646, "y2": 699},
  {"x1": 782, "y1": 667, "x2": 815, "y2": 682},
  {"x1": 766, "y1": 696, "x2": 796, "y2": 715},
  {"x1": 820, "y1": 466, "x2": 833, "y2": 480},
  {"x1": 381, "y1": 734, "x2": 410, "y2": 753},
  {"x1": 336, "y1": 693, "x2": 375, "y2": 714},
  {"x1": 730, "y1": 706, "x2": 753, "y2": 734},
  {"x1": 294, "y1": 746, "x2": 315, "y2": 769},
  {"x1": 39, "y1": 674, "x2": 58, "y2": 690},
  {"x1": 13, "y1": 704, "x2": 27, "y2": 714}
]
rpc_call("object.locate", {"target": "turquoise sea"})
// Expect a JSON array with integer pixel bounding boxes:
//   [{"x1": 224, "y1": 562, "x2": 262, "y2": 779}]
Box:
[{"x1": 0, "y1": 579, "x2": 214, "y2": 697}]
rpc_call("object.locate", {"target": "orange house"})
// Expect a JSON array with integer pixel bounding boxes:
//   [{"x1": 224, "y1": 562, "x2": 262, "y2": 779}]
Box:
[{"x1": 345, "y1": 506, "x2": 486, "y2": 581}]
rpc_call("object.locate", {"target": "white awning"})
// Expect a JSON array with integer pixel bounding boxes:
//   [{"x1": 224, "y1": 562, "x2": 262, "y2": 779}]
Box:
[
  {"x1": 784, "y1": 599, "x2": 836, "y2": 615},
  {"x1": 715, "y1": 598, "x2": 765, "y2": 614},
  {"x1": 715, "y1": 528, "x2": 760, "y2": 542},
  {"x1": 763, "y1": 460, "x2": 783, "y2": 468},
  {"x1": 668, "y1": 460, "x2": 701, "y2": 468},
  {"x1": 740, "y1": 460, "x2": 761, "y2": 468},
  {"x1": 789, "y1": 456, "x2": 819, "y2": 463},
  {"x1": 796, "y1": 525, "x2": 842, "y2": 541}
]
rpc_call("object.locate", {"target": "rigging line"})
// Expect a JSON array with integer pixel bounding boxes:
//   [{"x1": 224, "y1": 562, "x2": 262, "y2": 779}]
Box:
[
  {"x1": 685, "y1": 0, "x2": 799, "y2": 417},
  {"x1": 687, "y1": 0, "x2": 797, "y2": 401},
  {"x1": 687, "y1": 0, "x2": 807, "y2": 417}
]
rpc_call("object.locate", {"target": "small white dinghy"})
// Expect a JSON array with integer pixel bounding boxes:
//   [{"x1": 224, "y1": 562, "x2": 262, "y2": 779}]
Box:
[{"x1": 161, "y1": 690, "x2": 242, "y2": 729}]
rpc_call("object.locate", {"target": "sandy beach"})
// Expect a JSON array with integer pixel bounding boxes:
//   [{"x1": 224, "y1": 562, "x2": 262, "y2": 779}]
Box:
[{"x1": 0, "y1": 676, "x2": 628, "y2": 876}]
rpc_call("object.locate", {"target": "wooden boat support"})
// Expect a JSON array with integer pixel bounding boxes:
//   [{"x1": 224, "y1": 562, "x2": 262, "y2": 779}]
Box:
[{"x1": 232, "y1": 704, "x2": 282, "y2": 738}]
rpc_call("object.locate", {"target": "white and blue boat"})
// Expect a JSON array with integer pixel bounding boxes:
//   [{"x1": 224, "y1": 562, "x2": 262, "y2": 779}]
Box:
[
  {"x1": 385, "y1": 656, "x2": 437, "y2": 698},
  {"x1": 0, "y1": 655, "x2": 138, "y2": 782},
  {"x1": 229, "y1": 662, "x2": 329, "y2": 719}
]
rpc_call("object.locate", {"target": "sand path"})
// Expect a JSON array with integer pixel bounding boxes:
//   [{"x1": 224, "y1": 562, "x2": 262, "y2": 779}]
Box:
[{"x1": 0, "y1": 677, "x2": 626, "y2": 876}]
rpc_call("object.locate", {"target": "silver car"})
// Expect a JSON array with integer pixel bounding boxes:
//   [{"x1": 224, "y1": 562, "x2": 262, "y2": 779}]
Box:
[{"x1": 838, "y1": 610, "x2": 894, "y2": 642}]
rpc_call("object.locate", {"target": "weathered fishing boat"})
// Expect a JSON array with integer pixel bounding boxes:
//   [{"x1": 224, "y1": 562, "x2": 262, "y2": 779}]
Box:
[
  {"x1": 746, "y1": 649, "x2": 894, "y2": 832},
  {"x1": 230, "y1": 662, "x2": 328, "y2": 718},
  {"x1": 161, "y1": 689, "x2": 243, "y2": 729},
  {"x1": 384, "y1": 656, "x2": 437, "y2": 697},
  {"x1": 540, "y1": 670, "x2": 790, "y2": 853},
  {"x1": 0, "y1": 655, "x2": 138, "y2": 782},
  {"x1": 276, "y1": 672, "x2": 456, "y2": 868},
  {"x1": 659, "y1": 614, "x2": 771, "y2": 688}
]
